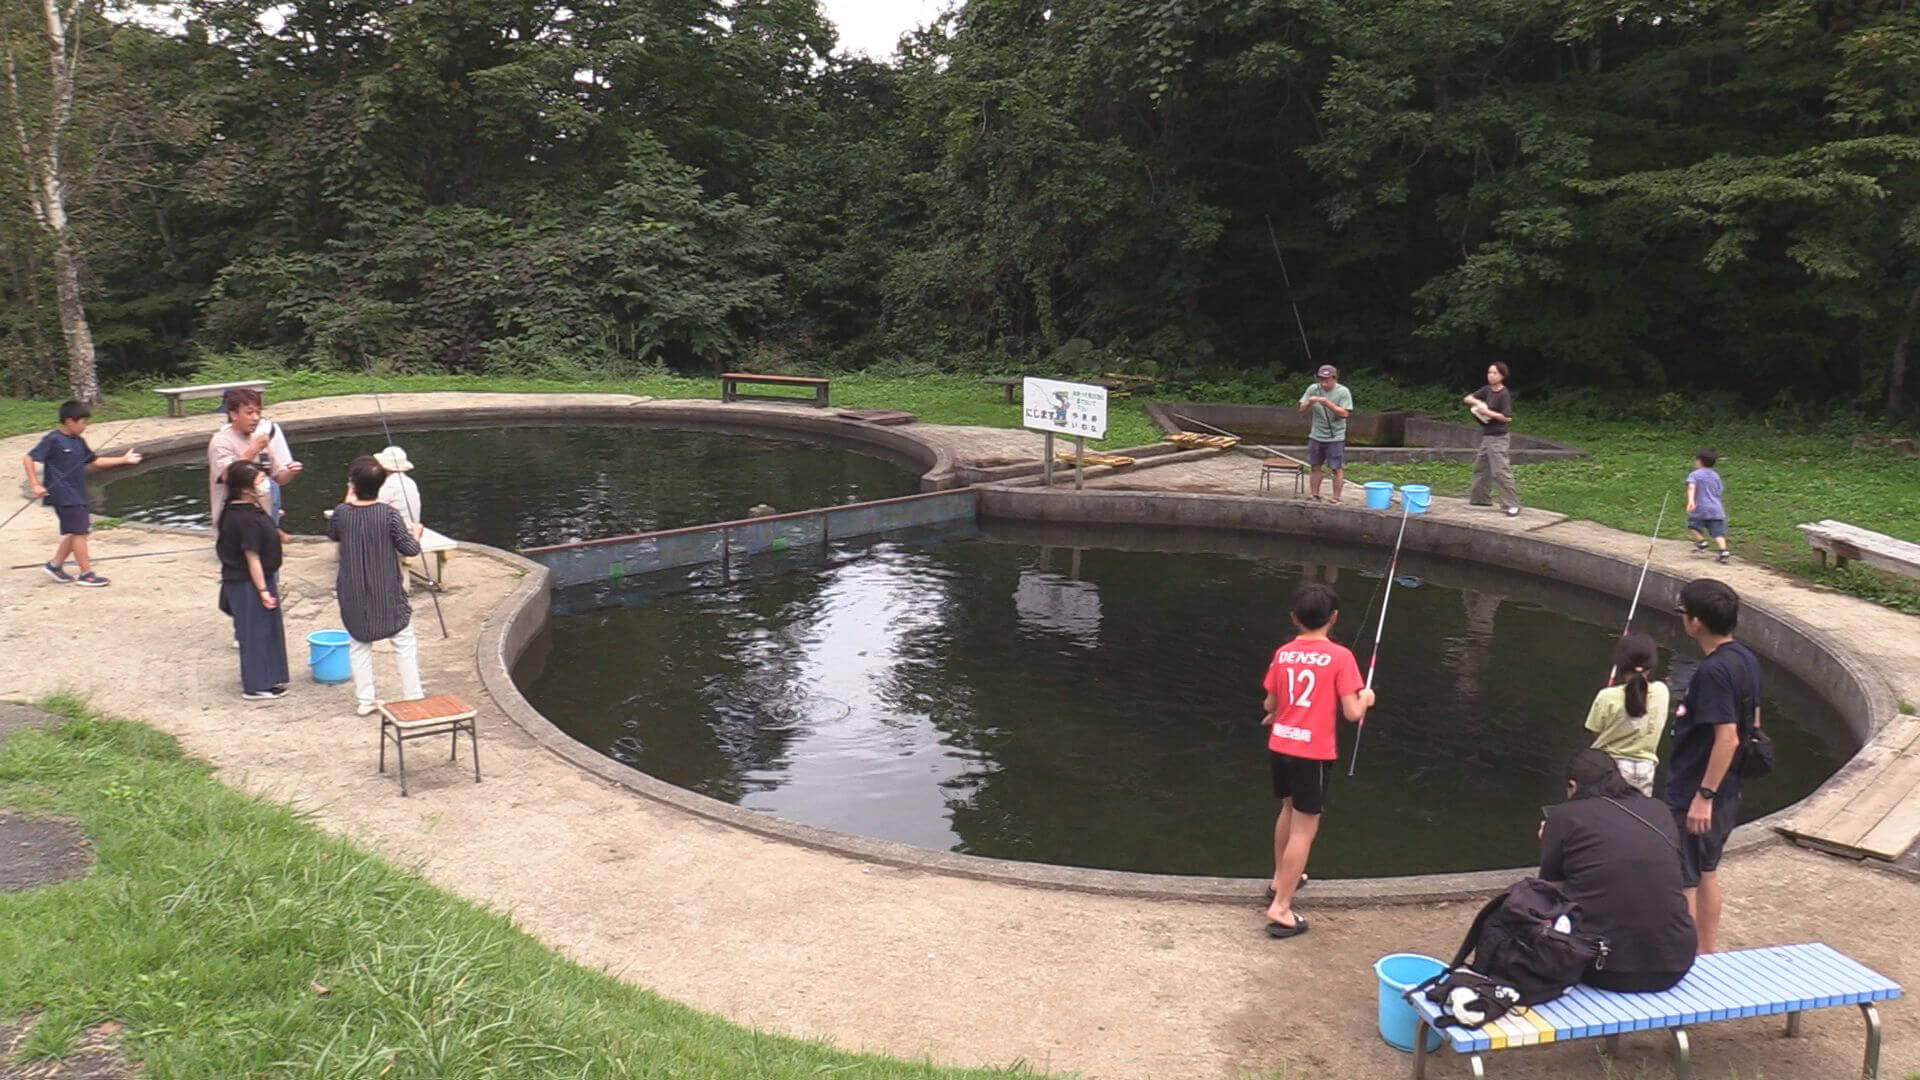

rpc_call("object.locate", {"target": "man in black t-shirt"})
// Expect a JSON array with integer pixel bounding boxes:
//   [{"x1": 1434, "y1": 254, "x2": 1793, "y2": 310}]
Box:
[{"x1": 1664, "y1": 578, "x2": 1761, "y2": 954}]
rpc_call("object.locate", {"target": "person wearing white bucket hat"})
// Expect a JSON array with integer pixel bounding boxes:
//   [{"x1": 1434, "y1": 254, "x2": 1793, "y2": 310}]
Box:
[{"x1": 372, "y1": 445, "x2": 422, "y2": 531}]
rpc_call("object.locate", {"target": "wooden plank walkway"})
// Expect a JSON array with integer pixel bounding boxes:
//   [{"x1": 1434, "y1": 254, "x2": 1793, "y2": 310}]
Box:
[{"x1": 1780, "y1": 714, "x2": 1920, "y2": 860}]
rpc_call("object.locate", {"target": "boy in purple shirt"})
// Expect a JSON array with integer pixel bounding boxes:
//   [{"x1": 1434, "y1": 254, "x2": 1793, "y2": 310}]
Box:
[{"x1": 1686, "y1": 448, "x2": 1730, "y2": 565}]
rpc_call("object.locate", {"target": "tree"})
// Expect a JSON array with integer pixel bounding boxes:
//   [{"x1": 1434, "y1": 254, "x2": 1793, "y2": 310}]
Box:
[{"x1": 2, "y1": 0, "x2": 101, "y2": 402}]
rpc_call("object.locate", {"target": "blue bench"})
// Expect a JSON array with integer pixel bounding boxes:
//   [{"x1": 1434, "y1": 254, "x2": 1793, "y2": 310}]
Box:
[{"x1": 1409, "y1": 942, "x2": 1901, "y2": 1079}]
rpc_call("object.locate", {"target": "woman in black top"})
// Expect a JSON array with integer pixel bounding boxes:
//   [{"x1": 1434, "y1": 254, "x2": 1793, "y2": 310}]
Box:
[
  {"x1": 1541, "y1": 749, "x2": 1697, "y2": 992},
  {"x1": 216, "y1": 460, "x2": 289, "y2": 700}
]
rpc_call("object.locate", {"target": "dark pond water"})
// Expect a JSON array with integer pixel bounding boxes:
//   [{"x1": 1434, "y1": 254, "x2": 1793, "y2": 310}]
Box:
[
  {"x1": 95, "y1": 423, "x2": 921, "y2": 549},
  {"x1": 514, "y1": 523, "x2": 1854, "y2": 879}
]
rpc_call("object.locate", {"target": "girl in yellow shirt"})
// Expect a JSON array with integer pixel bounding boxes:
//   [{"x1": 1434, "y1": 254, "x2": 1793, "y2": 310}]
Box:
[{"x1": 1585, "y1": 633, "x2": 1670, "y2": 796}]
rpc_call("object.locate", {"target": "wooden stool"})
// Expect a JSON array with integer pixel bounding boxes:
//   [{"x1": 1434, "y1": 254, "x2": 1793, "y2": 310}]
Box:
[
  {"x1": 377, "y1": 695, "x2": 480, "y2": 796},
  {"x1": 1260, "y1": 458, "x2": 1306, "y2": 498}
]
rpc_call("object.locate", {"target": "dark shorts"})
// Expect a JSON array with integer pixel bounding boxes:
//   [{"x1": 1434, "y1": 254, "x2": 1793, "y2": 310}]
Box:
[
  {"x1": 53, "y1": 504, "x2": 90, "y2": 536},
  {"x1": 1270, "y1": 751, "x2": 1331, "y2": 815},
  {"x1": 1687, "y1": 516, "x2": 1727, "y2": 538},
  {"x1": 1307, "y1": 439, "x2": 1345, "y2": 469},
  {"x1": 1671, "y1": 795, "x2": 1737, "y2": 886}
]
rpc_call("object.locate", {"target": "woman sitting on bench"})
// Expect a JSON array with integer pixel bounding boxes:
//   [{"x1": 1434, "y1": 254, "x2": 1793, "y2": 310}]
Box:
[{"x1": 1541, "y1": 749, "x2": 1698, "y2": 993}]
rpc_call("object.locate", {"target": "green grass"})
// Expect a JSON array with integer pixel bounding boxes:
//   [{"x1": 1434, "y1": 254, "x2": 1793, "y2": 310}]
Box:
[
  {"x1": 5, "y1": 369, "x2": 1915, "y2": 610},
  {"x1": 0, "y1": 695, "x2": 1047, "y2": 1079}
]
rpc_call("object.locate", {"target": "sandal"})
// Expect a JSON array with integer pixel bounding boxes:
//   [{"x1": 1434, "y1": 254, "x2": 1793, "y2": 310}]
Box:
[{"x1": 1264, "y1": 915, "x2": 1309, "y2": 939}]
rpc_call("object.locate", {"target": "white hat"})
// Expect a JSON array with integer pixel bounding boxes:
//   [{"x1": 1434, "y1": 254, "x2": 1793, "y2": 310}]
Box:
[{"x1": 373, "y1": 445, "x2": 414, "y2": 472}]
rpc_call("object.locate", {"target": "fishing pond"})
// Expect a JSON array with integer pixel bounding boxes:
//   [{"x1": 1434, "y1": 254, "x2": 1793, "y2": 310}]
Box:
[
  {"x1": 513, "y1": 522, "x2": 1853, "y2": 879},
  {"x1": 96, "y1": 423, "x2": 922, "y2": 549}
]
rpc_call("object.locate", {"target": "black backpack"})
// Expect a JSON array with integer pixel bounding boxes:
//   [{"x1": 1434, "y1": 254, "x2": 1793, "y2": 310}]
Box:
[{"x1": 1417, "y1": 878, "x2": 1610, "y2": 1010}]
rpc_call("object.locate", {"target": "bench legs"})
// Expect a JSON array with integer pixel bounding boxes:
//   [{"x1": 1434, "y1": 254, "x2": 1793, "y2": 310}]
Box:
[
  {"x1": 1669, "y1": 1027, "x2": 1692, "y2": 1080},
  {"x1": 1412, "y1": 1018, "x2": 1429, "y2": 1080},
  {"x1": 1862, "y1": 1003, "x2": 1882, "y2": 1079}
]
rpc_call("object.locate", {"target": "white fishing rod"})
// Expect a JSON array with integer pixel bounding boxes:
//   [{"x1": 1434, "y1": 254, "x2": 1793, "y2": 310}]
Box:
[
  {"x1": 359, "y1": 371, "x2": 448, "y2": 639},
  {"x1": 1605, "y1": 491, "x2": 1670, "y2": 686},
  {"x1": 1349, "y1": 499, "x2": 1412, "y2": 777}
]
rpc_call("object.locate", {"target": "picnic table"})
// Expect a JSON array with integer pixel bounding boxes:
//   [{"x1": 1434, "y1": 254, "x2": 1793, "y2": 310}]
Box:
[
  {"x1": 1798, "y1": 520, "x2": 1920, "y2": 581},
  {"x1": 982, "y1": 373, "x2": 1156, "y2": 402},
  {"x1": 153, "y1": 379, "x2": 270, "y2": 417}
]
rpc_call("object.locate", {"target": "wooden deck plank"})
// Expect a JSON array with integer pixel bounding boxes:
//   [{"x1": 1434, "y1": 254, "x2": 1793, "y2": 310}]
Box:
[{"x1": 1856, "y1": 783, "x2": 1920, "y2": 858}]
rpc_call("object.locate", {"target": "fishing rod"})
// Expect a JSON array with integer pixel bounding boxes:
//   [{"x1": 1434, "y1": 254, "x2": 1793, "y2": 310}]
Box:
[
  {"x1": 1, "y1": 414, "x2": 146, "y2": 531},
  {"x1": 359, "y1": 370, "x2": 449, "y2": 640},
  {"x1": 1349, "y1": 499, "x2": 1412, "y2": 777},
  {"x1": 9, "y1": 545, "x2": 203, "y2": 570},
  {"x1": 1264, "y1": 215, "x2": 1314, "y2": 364},
  {"x1": 1605, "y1": 490, "x2": 1671, "y2": 686},
  {"x1": 1170, "y1": 412, "x2": 1310, "y2": 470}
]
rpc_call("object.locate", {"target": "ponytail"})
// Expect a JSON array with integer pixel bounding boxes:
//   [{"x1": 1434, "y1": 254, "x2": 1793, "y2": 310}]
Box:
[
  {"x1": 1624, "y1": 671, "x2": 1649, "y2": 719},
  {"x1": 1613, "y1": 631, "x2": 1659, "y2": 719}
]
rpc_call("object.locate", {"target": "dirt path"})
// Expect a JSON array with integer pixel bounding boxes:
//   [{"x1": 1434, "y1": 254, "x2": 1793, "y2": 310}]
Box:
[{"x1": 2, "y1": 395, "x2": 1915, "y2": 1079}]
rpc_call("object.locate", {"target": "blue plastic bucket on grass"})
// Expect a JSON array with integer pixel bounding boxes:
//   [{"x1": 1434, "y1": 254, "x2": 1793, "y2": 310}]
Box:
[
  {"x1": 1363, "y1": 481, "x2": 1396, "y2": 510},
  {"x1": 307, "y1": 629, "x2": 352, "y2": 684},
  {"x1": 1375, "y1": 953, "x2": 1446, "y2": 1052},
  {"x1": 1400, "y1": 484, "x2": 1432, "y2": 515}
]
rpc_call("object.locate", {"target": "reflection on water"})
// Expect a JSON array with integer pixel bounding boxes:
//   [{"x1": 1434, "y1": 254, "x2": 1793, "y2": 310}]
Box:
[
  {"x1": 515, "y1": 523, "x2": 1856, "y2": 878},
  {"x1": 96, "y1": 423, "x2": 919, "y2": 549}
]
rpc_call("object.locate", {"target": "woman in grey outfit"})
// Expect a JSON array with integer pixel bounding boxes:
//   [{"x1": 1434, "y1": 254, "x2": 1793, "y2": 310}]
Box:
[
  {"x1": 216, "y1": 460, "x2": 289, "y2": 700},
  {"x1": 327, "y1": 455, "x2": 426, "y2": 715}
]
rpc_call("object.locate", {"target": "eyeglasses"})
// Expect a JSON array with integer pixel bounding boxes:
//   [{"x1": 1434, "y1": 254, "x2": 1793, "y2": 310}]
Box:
[{"x1": 1674, "y1": 606, "x2": 1690, "y2": 617}]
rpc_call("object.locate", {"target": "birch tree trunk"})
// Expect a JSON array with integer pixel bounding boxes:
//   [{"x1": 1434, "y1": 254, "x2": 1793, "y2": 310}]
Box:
[{"x1": 3, "y1": 0, "x2": 99, "y2": 403}]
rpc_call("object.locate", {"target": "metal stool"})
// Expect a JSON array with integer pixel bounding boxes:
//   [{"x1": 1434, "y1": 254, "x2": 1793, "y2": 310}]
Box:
[
  {"x1": 377, "y1": 694, "x2": 480, "y2": 796},
  {"x1": 1260, "y1": 458, "x2": 1306, "y2": 498}
]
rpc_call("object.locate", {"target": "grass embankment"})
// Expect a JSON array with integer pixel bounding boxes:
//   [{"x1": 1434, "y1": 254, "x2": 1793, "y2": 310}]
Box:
[
  {"x1": 0, "y1": 697, "x2": 1038, "y2": 1079},
  {"x1": 3, "y1": 369, "x2": 1914, "y2": 610}
]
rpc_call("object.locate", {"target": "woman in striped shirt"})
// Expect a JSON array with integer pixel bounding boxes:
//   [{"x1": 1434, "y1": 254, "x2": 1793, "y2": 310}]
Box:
[{"x1": 327, "y1": 455, "x2": 426, "y2": 715}]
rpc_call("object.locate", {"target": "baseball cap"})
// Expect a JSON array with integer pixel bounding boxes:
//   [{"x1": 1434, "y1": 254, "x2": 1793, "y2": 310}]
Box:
[{"x1": 1315, "y1": 364, "x2": 1338, "y2": 379}]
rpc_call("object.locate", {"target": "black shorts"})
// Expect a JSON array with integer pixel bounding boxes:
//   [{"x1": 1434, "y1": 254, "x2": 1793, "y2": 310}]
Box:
[
  {"x1": 1269, "y1": 752, "x2": 1331, "y2": 815},
  {"x1": 54, "y1": 504, "x2": 90, "y2": 536},
  {"x1": 1671, "y1": 795, "x2": 1737, "y2": 886}
]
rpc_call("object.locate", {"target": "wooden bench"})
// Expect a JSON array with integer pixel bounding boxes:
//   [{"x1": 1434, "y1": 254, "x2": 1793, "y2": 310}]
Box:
[
  {"x1": 400, "y1": 526, "x2": 457, "y2": 593},
  {"x1": 152, "y1": 379, "x2": 271, "y2": 417},
  {"x1": 1409, "y1": 942, "x2": 1900, "y2": 1079},
  {"x1": 720, "y1": 372, "x2": 829, "y2": 407},
  {"x1": 1798, "y1": 520, "x2": 1920, "y2": 579}
]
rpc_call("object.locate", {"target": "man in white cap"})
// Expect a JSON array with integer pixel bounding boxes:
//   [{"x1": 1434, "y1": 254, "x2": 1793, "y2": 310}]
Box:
[
  {"x1": 373, "y1": 446, "x2": 422, "y2": 531},
  {"x1": 1297, "y1": 364, "x2": 1353, "y2": 502}
]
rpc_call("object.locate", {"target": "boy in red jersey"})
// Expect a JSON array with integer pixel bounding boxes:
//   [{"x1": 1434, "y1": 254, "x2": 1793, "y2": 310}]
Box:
[{"x1": 1261, "y1": 583, "x2": 1375, "y2": 938}]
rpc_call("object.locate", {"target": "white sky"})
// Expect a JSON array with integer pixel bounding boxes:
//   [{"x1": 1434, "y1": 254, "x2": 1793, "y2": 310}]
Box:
[{"x1": 820, "y1": 0, "x2": 947, "y2": 59}]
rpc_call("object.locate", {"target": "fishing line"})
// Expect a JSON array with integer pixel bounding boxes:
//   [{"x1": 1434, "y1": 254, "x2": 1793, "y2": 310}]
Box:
[
  {"x1": 1605, "y1": 491, "x2": 1670, "y2": 686},
  {"x1": 1264, "y1": 215, "x2": 1314, "y2": 364},
  {"x1": 357, "y1": 368, "x2": 449, "y2": 639},
  {"x1": 1170, "y1": 412, "x2": 1310, "y2": 469},
  {"x1": 2, "y1": 415, "x2": 145, "y2": 531},
  {"x1": 8, "y1": 545, "x2": 203, "y2": 570},
  {"x1": 1349, "y1": 499, "x2": 1412, "y2": 778}
]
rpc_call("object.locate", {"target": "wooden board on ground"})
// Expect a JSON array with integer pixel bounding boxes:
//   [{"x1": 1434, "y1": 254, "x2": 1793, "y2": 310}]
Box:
[
  {"x1": 1163, "y1": 431, "x2": 1238, "y2": 450},
  {"x1": 836, "y1": 409, "x2": 917, "y2": 426},
  {"x1": 1054, "y1": 450, "x2": 1135, "y2": 468},
  {"x1": 1781, "y1": 715, "x2": 1920, "y2": 860}
]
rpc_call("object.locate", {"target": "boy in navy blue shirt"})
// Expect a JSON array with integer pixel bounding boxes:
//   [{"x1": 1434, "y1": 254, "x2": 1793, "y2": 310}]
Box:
[
  {"x1": 20, "y1": 401, "x2": 143, "y2": 586},
  {"x1": 1686, "y1": 448, "x2": 1730, "y2": 564}
]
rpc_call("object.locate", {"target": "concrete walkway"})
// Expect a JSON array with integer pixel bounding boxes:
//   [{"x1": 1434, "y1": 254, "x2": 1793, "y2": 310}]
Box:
[{"x1": 3, "y1": 393, "x2": 1917, "y2": 1079}]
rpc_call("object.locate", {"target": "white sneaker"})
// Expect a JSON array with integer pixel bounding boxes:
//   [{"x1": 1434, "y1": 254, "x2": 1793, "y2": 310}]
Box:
[
  {"x1": 356, "y1": 701, "x2": 382, "y2": 717},
  {"x1": 242, "y1": 687, "x2": 287, "y2": 701}
]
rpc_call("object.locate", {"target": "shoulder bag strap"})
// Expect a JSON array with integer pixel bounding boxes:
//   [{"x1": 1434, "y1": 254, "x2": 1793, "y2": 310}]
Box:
[{"x1": 1601, "y1": 797, "x2": 1682, "y2": 856}]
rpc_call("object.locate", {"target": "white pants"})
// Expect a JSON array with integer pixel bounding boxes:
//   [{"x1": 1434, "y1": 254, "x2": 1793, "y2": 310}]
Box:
[{"x1": 350, "y1": 623, "x2": 423, "y2": 707}]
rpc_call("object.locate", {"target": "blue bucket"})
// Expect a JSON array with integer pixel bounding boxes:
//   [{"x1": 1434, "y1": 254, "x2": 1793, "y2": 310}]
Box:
[
  {"x1": 1363, "y1": 481, "x2": 1395, "y2": 510},
  {"x1": 1375, "y1": 953, "x2": 1446, "y2": 1052},
  {"x1": 307, "y1": 629, "x2": 352, "y2": 684},
  {"x1": 1400, "y1": 484, "x2": 1432, "y2": 515}
]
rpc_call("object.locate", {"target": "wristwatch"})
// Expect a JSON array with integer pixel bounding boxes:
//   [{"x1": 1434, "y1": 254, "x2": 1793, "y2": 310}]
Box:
[{"x1": 1697, "y1": 786, "x2": 1718, "y2": 801}]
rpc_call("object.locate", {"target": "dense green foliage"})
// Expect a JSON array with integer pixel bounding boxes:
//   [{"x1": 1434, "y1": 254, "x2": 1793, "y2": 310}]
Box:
[{"x1": 4, "y1": 0, "x2": 1919, "y2": 414}]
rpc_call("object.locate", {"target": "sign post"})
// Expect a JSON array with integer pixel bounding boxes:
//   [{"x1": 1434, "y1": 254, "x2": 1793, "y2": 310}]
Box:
[{"x1": 1021, "y1": 377, "x2": 1108, "y2": 488}]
